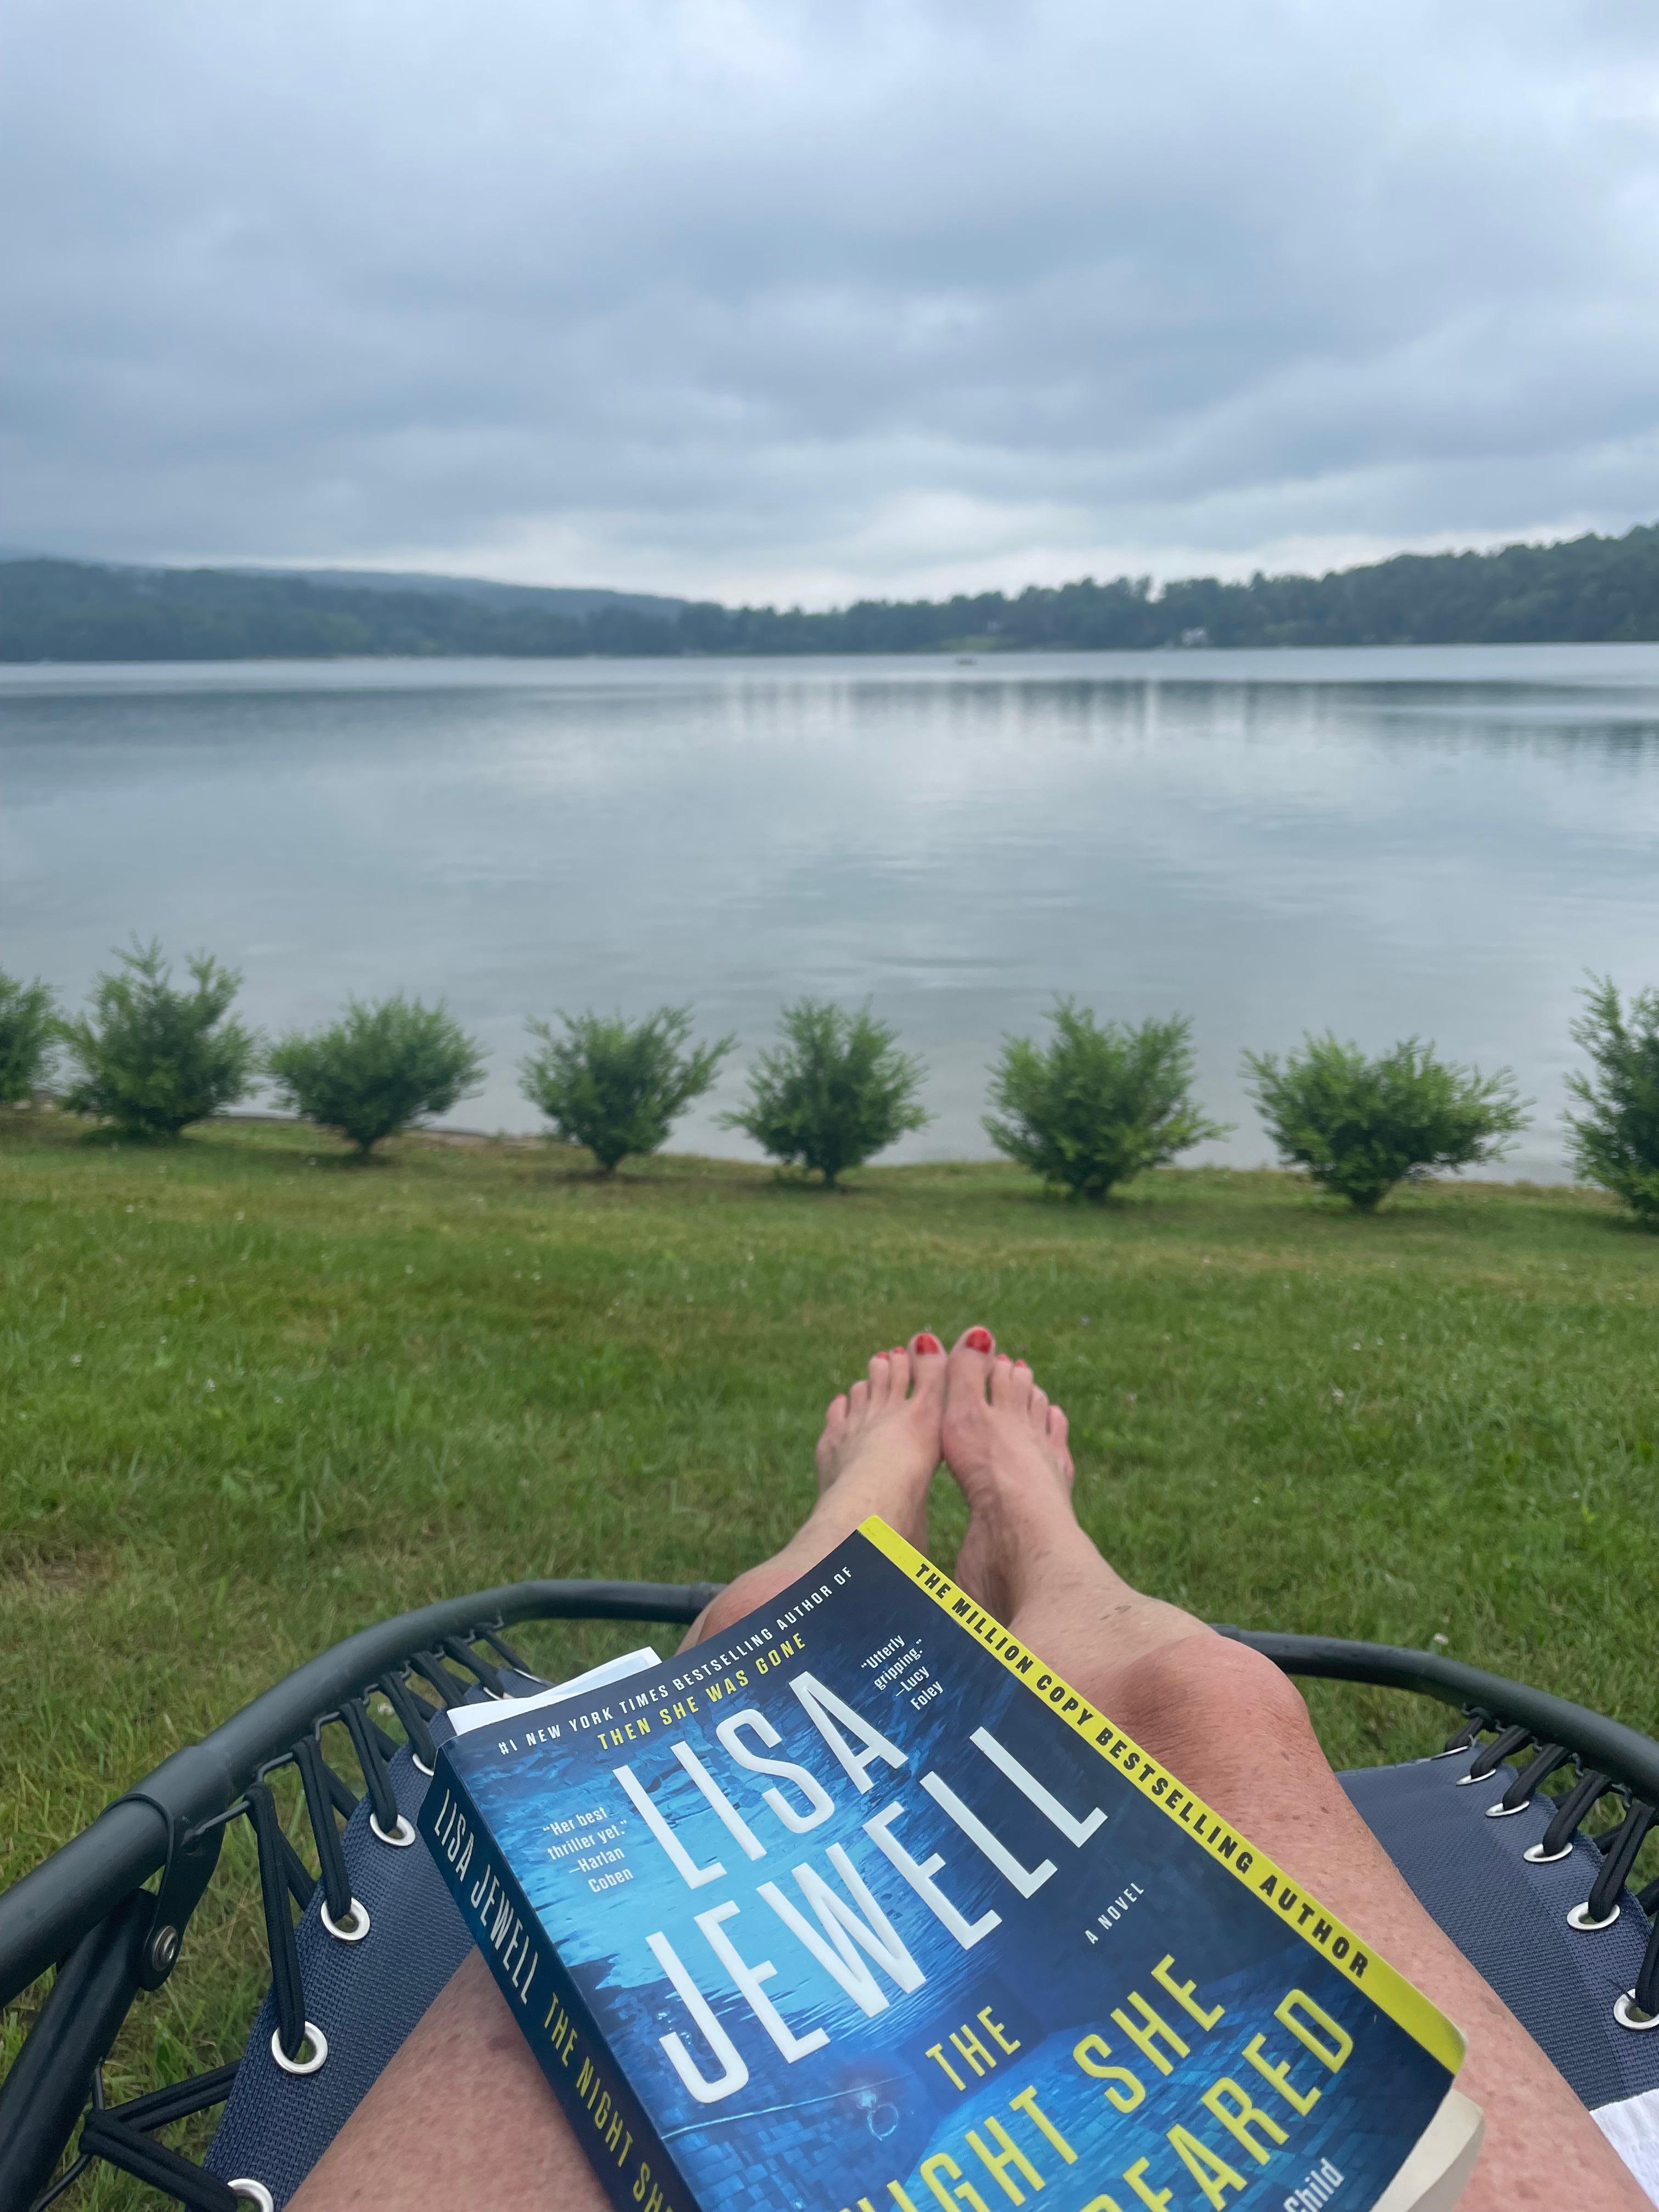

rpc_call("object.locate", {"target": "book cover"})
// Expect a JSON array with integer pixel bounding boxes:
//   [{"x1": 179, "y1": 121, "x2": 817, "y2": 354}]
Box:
[{"x1": 420, "y1": 1519, "x2": 1468, "y2": 2212}]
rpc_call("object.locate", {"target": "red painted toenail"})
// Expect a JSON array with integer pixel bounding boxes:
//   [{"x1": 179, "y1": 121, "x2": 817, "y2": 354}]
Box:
[
  {"x1": 965, "y1": 1328, "x2": 993, "y2": 1352},
  {"x1": 914, "y1": 1333, "x2": 943, "y2": 1354},
  {"x1": 1014, "y1": 1358, "x2": 1030, "y2": 1369}
]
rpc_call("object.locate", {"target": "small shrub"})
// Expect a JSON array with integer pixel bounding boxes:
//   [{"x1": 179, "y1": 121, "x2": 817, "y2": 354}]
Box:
[
  {"x1": 60, "y1": 940, "x2": 257, "y2": 1138},
  {"x1": 0, "y1": 970, "x2": 58, "y2": 1103},
  {"x1": 1244, "y1": 1032, "x2": 1528, "y2": 1211},
  {"x1": 722, "y1": 999, "x2": 929, "y2": 1186},
  {"x1": 1565, "y1": 975, "x2": 1659, "y2": 1223},
  {"x1": 985, "y1": 1000, "x2": 1226, "y2": 1200},
  {"x1": 520, "y1": 1007, "x2": 735, "y2": 1174},
  {"x1": 267, "y1": 995, "x2": 486, "y2": 1156}
]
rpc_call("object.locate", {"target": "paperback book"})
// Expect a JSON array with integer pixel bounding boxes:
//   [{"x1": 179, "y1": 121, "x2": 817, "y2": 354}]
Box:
[{"x1": 420, "y1": 1520, "x2": 1480, "y2": 2212}]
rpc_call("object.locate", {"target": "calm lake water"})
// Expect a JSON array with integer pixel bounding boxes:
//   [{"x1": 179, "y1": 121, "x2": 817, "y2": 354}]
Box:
[{"x1": 5, "y1": 644, "x2": 1659, "y2": 1182}]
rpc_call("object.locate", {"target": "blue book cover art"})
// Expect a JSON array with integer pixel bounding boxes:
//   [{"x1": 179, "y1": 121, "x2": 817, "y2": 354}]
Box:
[{"x1": 421, "y1": 1520, "x2": 1464, "y2": 2212}]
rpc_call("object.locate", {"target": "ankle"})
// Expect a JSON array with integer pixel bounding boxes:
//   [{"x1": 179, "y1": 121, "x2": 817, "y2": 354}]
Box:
[{"x1": 963, "y1": 1481, "x2": 1088, "y2": 1570}]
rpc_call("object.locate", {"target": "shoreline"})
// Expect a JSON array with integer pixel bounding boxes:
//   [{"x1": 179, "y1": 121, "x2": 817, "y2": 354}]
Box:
[
  {"x1": 7, "y1": 1105, "x2": 1605, "y2": 1198},
  {"x1": 9, "y1": 636, "x2": 1659, "y2": 674}
]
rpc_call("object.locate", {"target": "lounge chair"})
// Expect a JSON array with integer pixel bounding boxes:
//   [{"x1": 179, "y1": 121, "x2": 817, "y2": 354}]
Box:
[{"x1": 3, "y1": 1584, "x2": 1657, "y2": 2209}]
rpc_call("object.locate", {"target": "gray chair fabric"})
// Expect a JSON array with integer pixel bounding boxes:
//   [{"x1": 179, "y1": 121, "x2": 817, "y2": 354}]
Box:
[
  {"x1": 1340, "y1": 1752, "x2": 1659, "y2": 2117},
  {"x1": 204, "y1": 1741, "x2": 472, "y2": 2207}
]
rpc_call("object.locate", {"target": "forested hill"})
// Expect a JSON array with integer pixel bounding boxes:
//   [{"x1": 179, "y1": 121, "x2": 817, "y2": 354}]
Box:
[
  {"x1": 7, "y1": 523, "x2": 1659, "y2": 662},
  {"x1": 0, "y1": 561, "x2": 687, "y2": 662}
]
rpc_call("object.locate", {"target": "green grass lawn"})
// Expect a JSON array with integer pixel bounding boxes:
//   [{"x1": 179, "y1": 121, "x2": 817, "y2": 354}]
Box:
[{"x1": 3, "y1": 1111, "x2": 1657, "y2": 2202}]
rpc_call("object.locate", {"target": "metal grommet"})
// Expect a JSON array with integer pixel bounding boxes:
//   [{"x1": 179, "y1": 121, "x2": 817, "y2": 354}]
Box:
[
  {"x1": 1525, "y1": 1841, "x2": 1574, "y2": 1864},
  {"x1": 320, "y1": 1897, "x2": 371, "y2": 1942},
  {"x1": 413, "y1": 1756, "x2": 435, "y2": 1776},
  {"x1": 271, "y1": 2021, "x2": 328, "y2": 2075},
  {"x1": 1616, "y1": 1993, "x2": 1659, "y2": 2033},
  {"x1": 230, "y1": 2184, "x2": 276, "y2": 2211},
  {"x1": 1454, "y1": 1771, "x2": 1491, "y2": 1787},
  {"x1": 370, "y1": 1812, "x2": 417, "y2": 1848},
  {"x1": 1485, "y1": 1799, "x2": 1531, "y2": 1819},
  {"x1": 1568, "y1": 1901, "x2": 1621, "y2": 1931}
]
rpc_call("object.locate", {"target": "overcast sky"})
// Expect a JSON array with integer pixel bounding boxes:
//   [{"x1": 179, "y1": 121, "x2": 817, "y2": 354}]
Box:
[{"x1": 4, "y1": 0, "x2": 1658, "y2": 605}]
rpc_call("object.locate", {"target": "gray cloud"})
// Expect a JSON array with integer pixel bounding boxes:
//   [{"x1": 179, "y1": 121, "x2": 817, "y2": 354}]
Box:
[{"x1": 4, "y1": 0, "x2": 1658, "y2": 600}]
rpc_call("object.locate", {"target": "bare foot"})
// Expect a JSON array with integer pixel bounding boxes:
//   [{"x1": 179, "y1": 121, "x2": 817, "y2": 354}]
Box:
[
  {"x1": 941, "y1": 1325, "x2": 1076, "y2": 1618},
  {"x1": 814, "y1": 1334, "x2": 947, "y2": 1553},
  {"x1": 685, "y1": 1333, "x2": 946, "y2": 1646},
  {"x1": 942, "y1": 1325, "x2": 1207, "y2": 1673}
]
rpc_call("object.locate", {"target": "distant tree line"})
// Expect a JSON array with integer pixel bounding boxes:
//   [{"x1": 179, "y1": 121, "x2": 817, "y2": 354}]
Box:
[
  {"x1": 0, "y1": 561, "x2": 681, "y2": 663},
  {"x1": 9, "y1": 521, "x2": 1659, "y2": 662},
  {"x1": 679, "y1": 522, "x2": 1659, "y2": 652},
  {"x1": 7, "y1": 945, "x2": 1659, "y2": 1226}
]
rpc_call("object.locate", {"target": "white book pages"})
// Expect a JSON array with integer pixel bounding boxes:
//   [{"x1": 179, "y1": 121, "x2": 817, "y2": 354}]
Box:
[
  {"x1": 1371, "y1": 2089, "x2": 1483, "y2": 2212},
  {"x1": 443, "y1": 1646, "x2": 663, "y2": 1739}
]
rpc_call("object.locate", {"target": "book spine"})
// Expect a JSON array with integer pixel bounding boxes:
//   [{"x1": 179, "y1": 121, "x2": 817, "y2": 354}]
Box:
[{"x1": 420, "y1": 1753, "x2": 693, "y2": 2212}]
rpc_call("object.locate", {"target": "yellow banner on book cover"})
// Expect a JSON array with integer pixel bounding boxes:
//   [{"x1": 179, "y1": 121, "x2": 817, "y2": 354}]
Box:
[{"x1": 859, "y1": 1513, "x2": 1466, "y2": 2079}]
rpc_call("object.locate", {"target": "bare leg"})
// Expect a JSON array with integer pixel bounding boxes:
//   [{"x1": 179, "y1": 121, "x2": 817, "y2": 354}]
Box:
[
  {"x1": 290, "y1": 1333, "x2": 947, "y2": 2212},
  {"x1": 940, "y1": 1327, "x2": 1646, "y2": 2212}
]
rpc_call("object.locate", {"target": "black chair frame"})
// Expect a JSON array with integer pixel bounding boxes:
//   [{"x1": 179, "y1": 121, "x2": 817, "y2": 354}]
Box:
[{"x1": 5, "y1": 1592, "x2": 1659, "y2": 2212}]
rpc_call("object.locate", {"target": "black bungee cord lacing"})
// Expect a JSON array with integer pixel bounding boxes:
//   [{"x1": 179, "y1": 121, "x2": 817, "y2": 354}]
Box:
[
  {"x1": 1527, "y1": 1767, "x2": 1614, "y2": 1863},
  {"x1": 407, "y1": 1650, "x2": 471, "y2": 1709},
  {"x1": 442, "y1": 1634, "x2": 509, "y2": 1696},
  {"x1": 377, "y1": 1669, "x2": 440, "y2": 1769},
  {"x1": 1435, "y1": 1713, "x2": 1490, "y2": 1758},
  {"x1": 148, "y1": 1645, "x2": 517, "y2": 2212},
  {"x1": 244, "y1": 1780, "x2": 314, "y2": 2072},
  {"x1": 77, "y1": 2070, "x2": 249, "y2": 2211},
  {"x1": 341, "y1": 1695, "x2": 402, "y2": 1837},
  {"x1": 1455, "y1": 1720, "x2": 1533, "y2": 1785},
  {"x1": 238, "y1": 1660, "x2": 483, "y2": 2072},
  {"x1": 1450, "y1": 1712, "x2": 1659, "y2": 2032},
  {"x1": 476, "y1": 1623, "x2": 534, "y2": 1673},
  {"x1": 1578, "y1": 1802, "x2": 1657, "y2": 1932},
  {"x1": 1486, "y1": 1741, "x2": 1573, "y2": 1818},
  {"x1": 1622, "y1": 1901, "x2": 1659, "y2": 2033},
  {"x1": 12, "y1": 1604, "x2": 710, "y2": 2212},
  {"x1": 293, "y1": 1736, "x2": 366, "y2": 1943}
]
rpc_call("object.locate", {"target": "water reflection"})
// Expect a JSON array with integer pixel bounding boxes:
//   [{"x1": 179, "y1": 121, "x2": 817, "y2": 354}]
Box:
[{"x1": 4, "y1": 645, "x2": 1659, "y2": 1180}]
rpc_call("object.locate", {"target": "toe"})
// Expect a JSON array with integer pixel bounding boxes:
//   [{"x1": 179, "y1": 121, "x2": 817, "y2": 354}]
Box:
[
  {"x1": 1029, "y1": 1384, "x2": 1050, "y2": 1429},
  {"x1": 849, "y1": 1378, "x2": 870, "y2": 1418},
  {"x1": 909, "y1": 1331, "x2": 947, "y2": 1407},
  {"x1": 867, "y1": 1352, "x2": 893, "y2": 1403},
  {"x1": 888, "y1": 1347, "x2": 912, "y2": 1396},
  {"x1": 1003, "y1": 1359, "x2": 1034, "y2": 1413},
  {"x1": 989, "y1": 1352, "x2": 1018, "y2": 1406},
  {"x1": 815, "y1": 1392, "x2": 849, "y2": 1476},
  {"x1": 947, "y1": 1325, "x2": 995, "y2": 1405}
]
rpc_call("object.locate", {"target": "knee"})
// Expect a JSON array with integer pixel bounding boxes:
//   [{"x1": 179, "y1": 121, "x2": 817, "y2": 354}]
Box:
[
  {"x1": 1107, "y1": 1630, "x2": 1315, "y2": 1773},
  {"x1": 683, "y1": 1562, "x2": 775, "y2": 1649}
]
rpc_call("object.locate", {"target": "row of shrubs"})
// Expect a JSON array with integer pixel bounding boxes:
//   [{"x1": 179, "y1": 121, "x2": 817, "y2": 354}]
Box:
[{"x1": 3, "y1": 943, "x2": 1657, "y2": 1220}]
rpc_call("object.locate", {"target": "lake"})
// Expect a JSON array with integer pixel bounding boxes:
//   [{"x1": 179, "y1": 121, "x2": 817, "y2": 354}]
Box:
[{"x1": 4, "y1": 644, "x2": 1659, "y2": 1182}]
